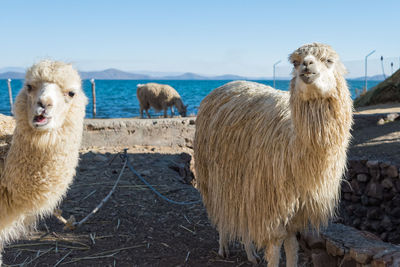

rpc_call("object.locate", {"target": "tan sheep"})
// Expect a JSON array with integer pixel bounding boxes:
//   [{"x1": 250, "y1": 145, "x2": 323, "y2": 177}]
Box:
[
  {"x1": 0, "y1": 60, "x2": 87, "y2": 264},
  {"x1": 136, "y1": 83, "x2": 187, "y2": 118},
  {"x1": 194, "y1": 43, "x2": 353, "y2": 266}
]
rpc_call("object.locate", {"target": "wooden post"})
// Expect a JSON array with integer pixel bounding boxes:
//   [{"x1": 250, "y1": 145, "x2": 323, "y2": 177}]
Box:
[
  {"x1": 7, "y1": 79, "x2": 13, "y2": 115},
  {"x1": 90, "y1": 79, "x2": 96, "y2": 118}
]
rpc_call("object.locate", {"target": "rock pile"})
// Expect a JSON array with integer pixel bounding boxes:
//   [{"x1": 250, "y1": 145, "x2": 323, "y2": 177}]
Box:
[
  {"x1": 300, "y1": 223, "x2": 400, "y2": 267},
  {"x1": 339, "y1": 159, "x2": 400, "y2": 243}
]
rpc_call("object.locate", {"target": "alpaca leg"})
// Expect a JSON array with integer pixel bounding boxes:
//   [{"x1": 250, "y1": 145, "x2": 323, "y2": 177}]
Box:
[
  {"x1": 170, "y1": 107, "x2": 174, "y2": 117},
  {"x1": 218, "y1": 232, "x2": 229, "y2": 258},
  {"x1": 243, "y1": 238, "x2": 260, "y2": 264},
  {"x1": 140, "y1": 107, "x2": 144, "y2": 118},
  {"x1": 0, "y1": 243, "x2": 3, "y2": 266},
  {"x1": 163, "y1": 108, "x2": 168, "y2": 118},
  {"x1": 265, "y1": 238, "x2": 283, "y2": 267},
  {"x1": 284, "y1": 233, "x2": 298, "y2": 267},
  {"x1": 145, "y1": 109, "x2": 151, "y2": 118}
]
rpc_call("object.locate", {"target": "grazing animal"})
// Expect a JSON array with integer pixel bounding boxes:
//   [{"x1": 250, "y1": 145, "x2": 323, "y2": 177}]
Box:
[
  {"x1": 194, "y1": 43, "x2": 353, "y2": 266},
  {"x1": 136, "y1": 83, "x2": 187, "y2": 118},
  {"x1": 0, "y1": 60, "x2": 87, "y2": 264}
]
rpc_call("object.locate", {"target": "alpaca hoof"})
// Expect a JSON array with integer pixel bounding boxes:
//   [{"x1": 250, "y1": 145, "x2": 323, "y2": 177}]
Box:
[
  {"x1": 218, "y1": 247, "x2": 229, "y2": 258},
  {"x1": 247, "y1": 251, "x2": 261, "y2": 265}
]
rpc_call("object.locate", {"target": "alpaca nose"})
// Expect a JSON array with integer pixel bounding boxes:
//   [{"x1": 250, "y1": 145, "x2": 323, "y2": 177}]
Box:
[
  {"x1": 38, "y1": 98, "x2": 53, "y2": 109},
  {"x1": 303, "y1": 59, "x2": 314, "y2": 67}
]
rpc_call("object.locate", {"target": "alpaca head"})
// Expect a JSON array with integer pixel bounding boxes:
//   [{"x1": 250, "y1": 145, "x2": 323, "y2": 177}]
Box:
[
  {"x1": 20, "y1": 60, "x2": 87, "y2": 131},
  {"x1": 176, "y1": 100, "x2": 188, "y2": 117},
  {"x1": 289, "y1": 43, "x2": 346, "y2": 100}
]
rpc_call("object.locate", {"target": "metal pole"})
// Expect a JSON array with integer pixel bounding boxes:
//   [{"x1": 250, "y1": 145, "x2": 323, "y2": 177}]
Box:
[
  {"x1": 273, "y1": 60, "x2": 281, "y2": 88},
  {"x1": 380, "y1": 56, "x2": 386, "y2": 79},
  {"x1": 364, "y1": 50, "x2": 376, "y2": 92},
  {"x1": 90, "y1": 79, "x2": 96, "y2": 118},
  {"x1": 7, "y1": 79, "x2": 13, "y2": 115},
  {"x1": 391, "y1": 62, "x2": 394, "y2": 75}
]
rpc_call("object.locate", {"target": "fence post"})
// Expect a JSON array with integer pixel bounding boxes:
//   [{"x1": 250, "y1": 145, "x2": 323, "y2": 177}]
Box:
[
  {"x1": 7, "y1": 79, "x2": 13, "y2": 115},
  {"x1": 90, "y1": 79, "x2": 96, "y2": 118}
]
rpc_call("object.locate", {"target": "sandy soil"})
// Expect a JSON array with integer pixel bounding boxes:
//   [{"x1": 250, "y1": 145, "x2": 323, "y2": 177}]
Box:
[
  {"x1": 355, "y1": 103, "x2": 400, "y2": 115},
  {"x1": 2, "y1": 103, "x2": 400, "y2": 266}
]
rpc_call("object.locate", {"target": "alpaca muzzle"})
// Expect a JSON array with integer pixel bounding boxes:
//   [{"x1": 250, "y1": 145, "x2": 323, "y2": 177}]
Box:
[
  {"x1": 300, "y1": 71, "x2": 320, "y2": 84},
  {"x1": 33, "y1": 114, "x2": 51, "y2": 127}
]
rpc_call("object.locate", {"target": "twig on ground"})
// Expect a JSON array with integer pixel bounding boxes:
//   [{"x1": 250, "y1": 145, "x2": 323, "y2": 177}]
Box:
[
  {"x1": 161, "y1": 242, "x2": 170, "y2": 248},
  {"x1": 89, "y1": 233, "x2": 96, "y2": 245},
  {"x1": 73, "y1": 154, "x2": 128, "y2": 228},
  {"x1": 62, "y1": 252, "x2": 119, "y2": 265},
  {"x1": 115, "y1": 219, "x2": 121, "y2": 231},
  {"x1": 54, "y1": 151, "x2": 127, "y2": 230},
  {"x1": 53, "y1": 250, "x2": 72, "y2": 267},
  {"x1": 61, "y1": 245, "x2": 144, "y2": 265},
  {"x1": 12, "y1": 250, "x2": 22, "y2": 262},
  {"x1": 5, "y1": 248, "x2": 53, "y2": 267},
  {"x1": 185, "y1": 251, "x2": 190, "y2": 262},
  {"x1": 179, "y1": 225, "x2": 196, "y2": 235},
  {"x1": 183, "y1": 214, "x2": 191, "y2": 224},
  {"x1": 107, "y1": 152, "x2": 120, "y2": 165},
  {"x1": 81, "y1": 190, "x2": 97, "y2": 201}
]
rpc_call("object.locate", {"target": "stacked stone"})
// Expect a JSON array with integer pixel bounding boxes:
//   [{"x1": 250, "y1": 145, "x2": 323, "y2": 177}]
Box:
[
  {"x1": 340, "y1": 159, "x2": 400, "y2": 243},
  {"x1": 300, "y1": 223, "x2": 400, "y2": 267}
]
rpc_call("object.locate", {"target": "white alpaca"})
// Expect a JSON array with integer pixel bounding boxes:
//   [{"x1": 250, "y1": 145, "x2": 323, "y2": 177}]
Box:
[
  {"x1": 0, "y1": 60, "x2": 87, "y2": 264},
  {"x1": 194, "y1": 43, "x2": 353, "y2": 266},
  {"x1": 136, "y1": 83, "x2": 187, "y2": 118}
]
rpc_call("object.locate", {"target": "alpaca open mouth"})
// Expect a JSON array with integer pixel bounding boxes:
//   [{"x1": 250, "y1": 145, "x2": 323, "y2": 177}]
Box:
[{"x1": 33, "y1": 115, "x2": 51, "y2": 127}]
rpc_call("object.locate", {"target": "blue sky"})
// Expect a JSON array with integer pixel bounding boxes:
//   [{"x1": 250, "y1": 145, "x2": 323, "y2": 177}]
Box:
[{"x1": 1, "y1": 0, "x2": 399, "y2": 77}]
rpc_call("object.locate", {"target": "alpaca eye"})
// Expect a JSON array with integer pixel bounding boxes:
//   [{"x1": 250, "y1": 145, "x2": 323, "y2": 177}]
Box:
[
  {"x1": 326, "y1": 59, "x2": 334, "y2": 65},
  {"x1": 68, "y1": 91, "x2": 75, "y2": 97},
  {"x1": 293, "y1": 61, "x2": 299, "y2": 67},
  {"x1": 26, "y1": 84, "x2": 32, "y2": 92}
]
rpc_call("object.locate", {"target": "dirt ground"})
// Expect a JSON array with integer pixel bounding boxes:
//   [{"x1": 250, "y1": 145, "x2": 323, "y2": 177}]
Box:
[
  {"x1": 351, "y1": 103, "x2": 400, "y2": 165},
  {"x1": 2, "y1": 145, "x2": 311, "y2": 267},
  {"x1": 2, "y1": 103, "x2": 400, "y2": 266}
]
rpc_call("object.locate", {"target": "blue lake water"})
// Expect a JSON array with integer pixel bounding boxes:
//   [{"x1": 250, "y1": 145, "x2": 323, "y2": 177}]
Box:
[{"x1": 0, "y1": 79, "x2": 380, "y2": 118}]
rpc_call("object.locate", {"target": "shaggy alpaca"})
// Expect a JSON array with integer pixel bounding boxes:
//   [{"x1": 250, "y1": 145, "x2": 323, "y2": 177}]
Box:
[
  {"x1": 0, "y1": 60, "x2": 87, "y2": 264},
  {"x1": 136, "y1": 83, "x2": 187, "y2": 118},
  {"x1": 194, "y1": 43, "x2": 353, "y2": 266},
  {"x1": 0, "y1": 114, "x2": 15, "y2": 172}
]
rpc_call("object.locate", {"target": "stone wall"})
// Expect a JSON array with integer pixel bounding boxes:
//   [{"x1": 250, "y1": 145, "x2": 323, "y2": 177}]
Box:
[
  {"x1": 300, "y1": 223, "x2": 400, "y2": 267},
  {"x1": 340, "y1": 159, "x2": 400, "y2": 244},
  {"x1": 300, "y1": 159, "x2": 400, "y2": 266},
  {"x1": 82, "y1": 117, "x2": 196, "y2": 148}
]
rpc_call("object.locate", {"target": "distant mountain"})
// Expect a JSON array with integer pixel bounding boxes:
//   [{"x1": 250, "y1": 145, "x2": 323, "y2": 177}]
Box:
[
  {"x1": 350, "y1": 74, "x2": 386, "y2": 81},
  {"x1": 0, "y1": 67, "x2": 25, "y2": 73},
  {"x1": 80, "y1": 68, "x2": 151, "y2": 80},
  {"x1": 131, "y1": 70, "x2": 184, "y2": 77},
  {"x1": 0, "y1": 68, "x2": 311, "y2": 81},
  {"x1": 213, "y1": 74, "x2": 248, "y2": 80},
  {"x1": 0, "y1": 72, "x2": 25, "y2": 79},
  {"x1": 162, "y1": 72, "x2": 254, "y2": 80},
  {"x1": 162, "y1": 72, "x2": 209, "y2": 80}
]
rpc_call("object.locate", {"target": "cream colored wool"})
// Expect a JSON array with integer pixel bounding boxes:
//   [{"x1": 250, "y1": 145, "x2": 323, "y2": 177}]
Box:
[
  {"x1": 136, "y1": 83, "x2": 187, "y2": 118},
  {"x1": 0, "y1": 60, "x2": 87, "y2": 264},
  {"x1": 194, "y1": 43, "x2": 353, "y2": 266}
]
